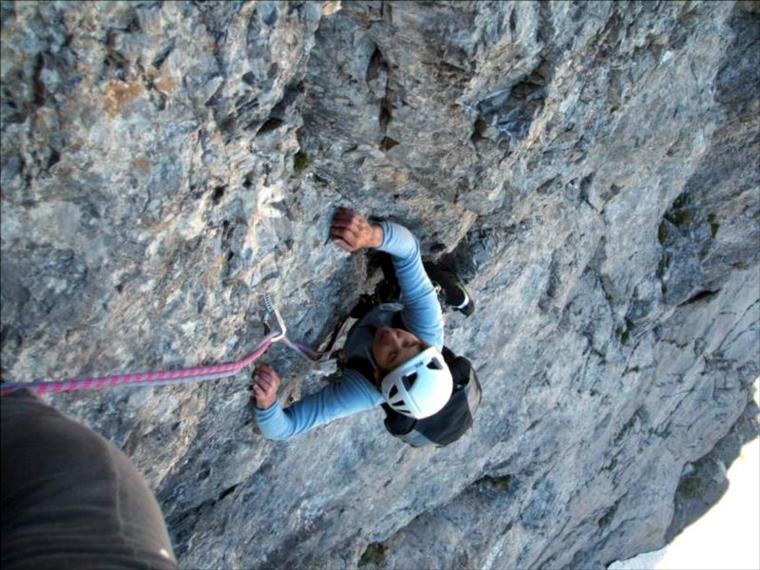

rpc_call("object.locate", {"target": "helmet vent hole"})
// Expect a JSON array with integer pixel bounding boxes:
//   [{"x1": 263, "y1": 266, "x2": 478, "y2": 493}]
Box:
[
  {"x1": 403, "y1": 372, "x2": 418, "y2": 390},
  {"x1": 427, "y1": 358, "x2": 443, "y2": 370},
  {"x1": 388, "y1": 385, "x2": 398, "y2": 399}
]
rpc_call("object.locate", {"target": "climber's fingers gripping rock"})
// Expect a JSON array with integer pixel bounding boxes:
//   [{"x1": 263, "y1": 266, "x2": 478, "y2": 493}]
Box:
[
  {"x1": 252, "y1": 363, "x2": 281, "y2": 410},
  {"x1": 330, "y1": 207, "x2": 383, "y2": 253}
]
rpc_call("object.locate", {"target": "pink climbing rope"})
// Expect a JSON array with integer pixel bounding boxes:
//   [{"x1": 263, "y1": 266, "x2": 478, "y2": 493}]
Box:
[
  {"x1": 0, "y1": 332, "x2": 281, "y2": 397},
  {"x1": 0, "y1": 291, "x2": 351, "y2": 397}
]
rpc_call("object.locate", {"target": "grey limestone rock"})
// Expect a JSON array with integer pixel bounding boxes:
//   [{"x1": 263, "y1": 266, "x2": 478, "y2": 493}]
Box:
[{"x1": 1, "y1": 1, "x2": 758, "y2": 568}]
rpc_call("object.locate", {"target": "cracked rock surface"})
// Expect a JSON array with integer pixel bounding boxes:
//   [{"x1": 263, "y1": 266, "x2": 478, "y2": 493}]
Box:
[{"x1": 1, "y1": 1, "x2": 758, "y2": 568}]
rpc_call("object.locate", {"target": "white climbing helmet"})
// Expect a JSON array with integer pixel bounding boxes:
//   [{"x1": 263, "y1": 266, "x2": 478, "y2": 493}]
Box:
[{"x1": 381, "y1": 346, "x2": 453, "y2": 419}]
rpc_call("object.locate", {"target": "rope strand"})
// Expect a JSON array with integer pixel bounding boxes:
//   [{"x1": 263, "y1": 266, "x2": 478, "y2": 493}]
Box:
[
  {"x1": 0, "y1": 332, "x2": 280, "y2": 397},
  {"x1": 0, "y1": 296, "x2": 353, "y2": 397}
]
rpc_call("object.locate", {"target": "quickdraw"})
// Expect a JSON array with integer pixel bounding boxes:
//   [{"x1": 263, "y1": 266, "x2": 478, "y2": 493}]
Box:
[{"x1": 0, "y1": 295, "x2": 336, "y2": 397}]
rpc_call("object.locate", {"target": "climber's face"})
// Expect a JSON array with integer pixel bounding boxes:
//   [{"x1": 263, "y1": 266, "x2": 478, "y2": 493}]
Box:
[{"x1": 372, "y1": 327, "x2": 423, "y2": 374}]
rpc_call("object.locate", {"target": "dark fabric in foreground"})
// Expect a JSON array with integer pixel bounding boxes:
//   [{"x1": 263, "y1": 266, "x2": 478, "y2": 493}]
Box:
[{"x1": 1, "y1": 390, "x2": 177, "y2": 570}]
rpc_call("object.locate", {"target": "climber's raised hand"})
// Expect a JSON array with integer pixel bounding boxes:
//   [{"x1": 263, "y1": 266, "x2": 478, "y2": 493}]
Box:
[
  {"x1": 251, "y1": 362, "x2": 281, "y2": 410},
  {"x1": 330, "y1": 207, "x2": 384, "y2": 253}
]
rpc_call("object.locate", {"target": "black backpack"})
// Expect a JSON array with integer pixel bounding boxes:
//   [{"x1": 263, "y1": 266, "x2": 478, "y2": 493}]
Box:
[{"x1": 346, "y1": 340, "x2": 482, "y2": 448}]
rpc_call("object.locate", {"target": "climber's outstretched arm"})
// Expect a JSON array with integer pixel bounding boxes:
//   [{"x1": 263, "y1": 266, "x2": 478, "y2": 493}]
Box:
[
  {"x1": 374, "y1": 221, "x2": 444, "y2": 350},
  {"x1": 252, "y1": 364, "x2": 382, "y2": 440},
  {"x1": 330, "y1": 208, "x2": 444, "y2": 350}
]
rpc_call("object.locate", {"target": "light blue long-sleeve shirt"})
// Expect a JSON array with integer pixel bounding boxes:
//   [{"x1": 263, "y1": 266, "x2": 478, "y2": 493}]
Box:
[{"x1": 254, "y1": 221, "x2": 444, "y2": 440}]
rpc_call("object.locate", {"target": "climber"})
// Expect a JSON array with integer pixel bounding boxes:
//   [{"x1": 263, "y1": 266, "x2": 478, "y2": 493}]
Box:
[{"x1": 252, "y1": 207, "x2": 480, "y2": 446}]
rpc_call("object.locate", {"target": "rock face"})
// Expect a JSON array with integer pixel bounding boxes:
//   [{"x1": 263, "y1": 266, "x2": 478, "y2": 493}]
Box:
[{"x1": 1, "y1": 1, "x2": 758, "y2": 568}]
